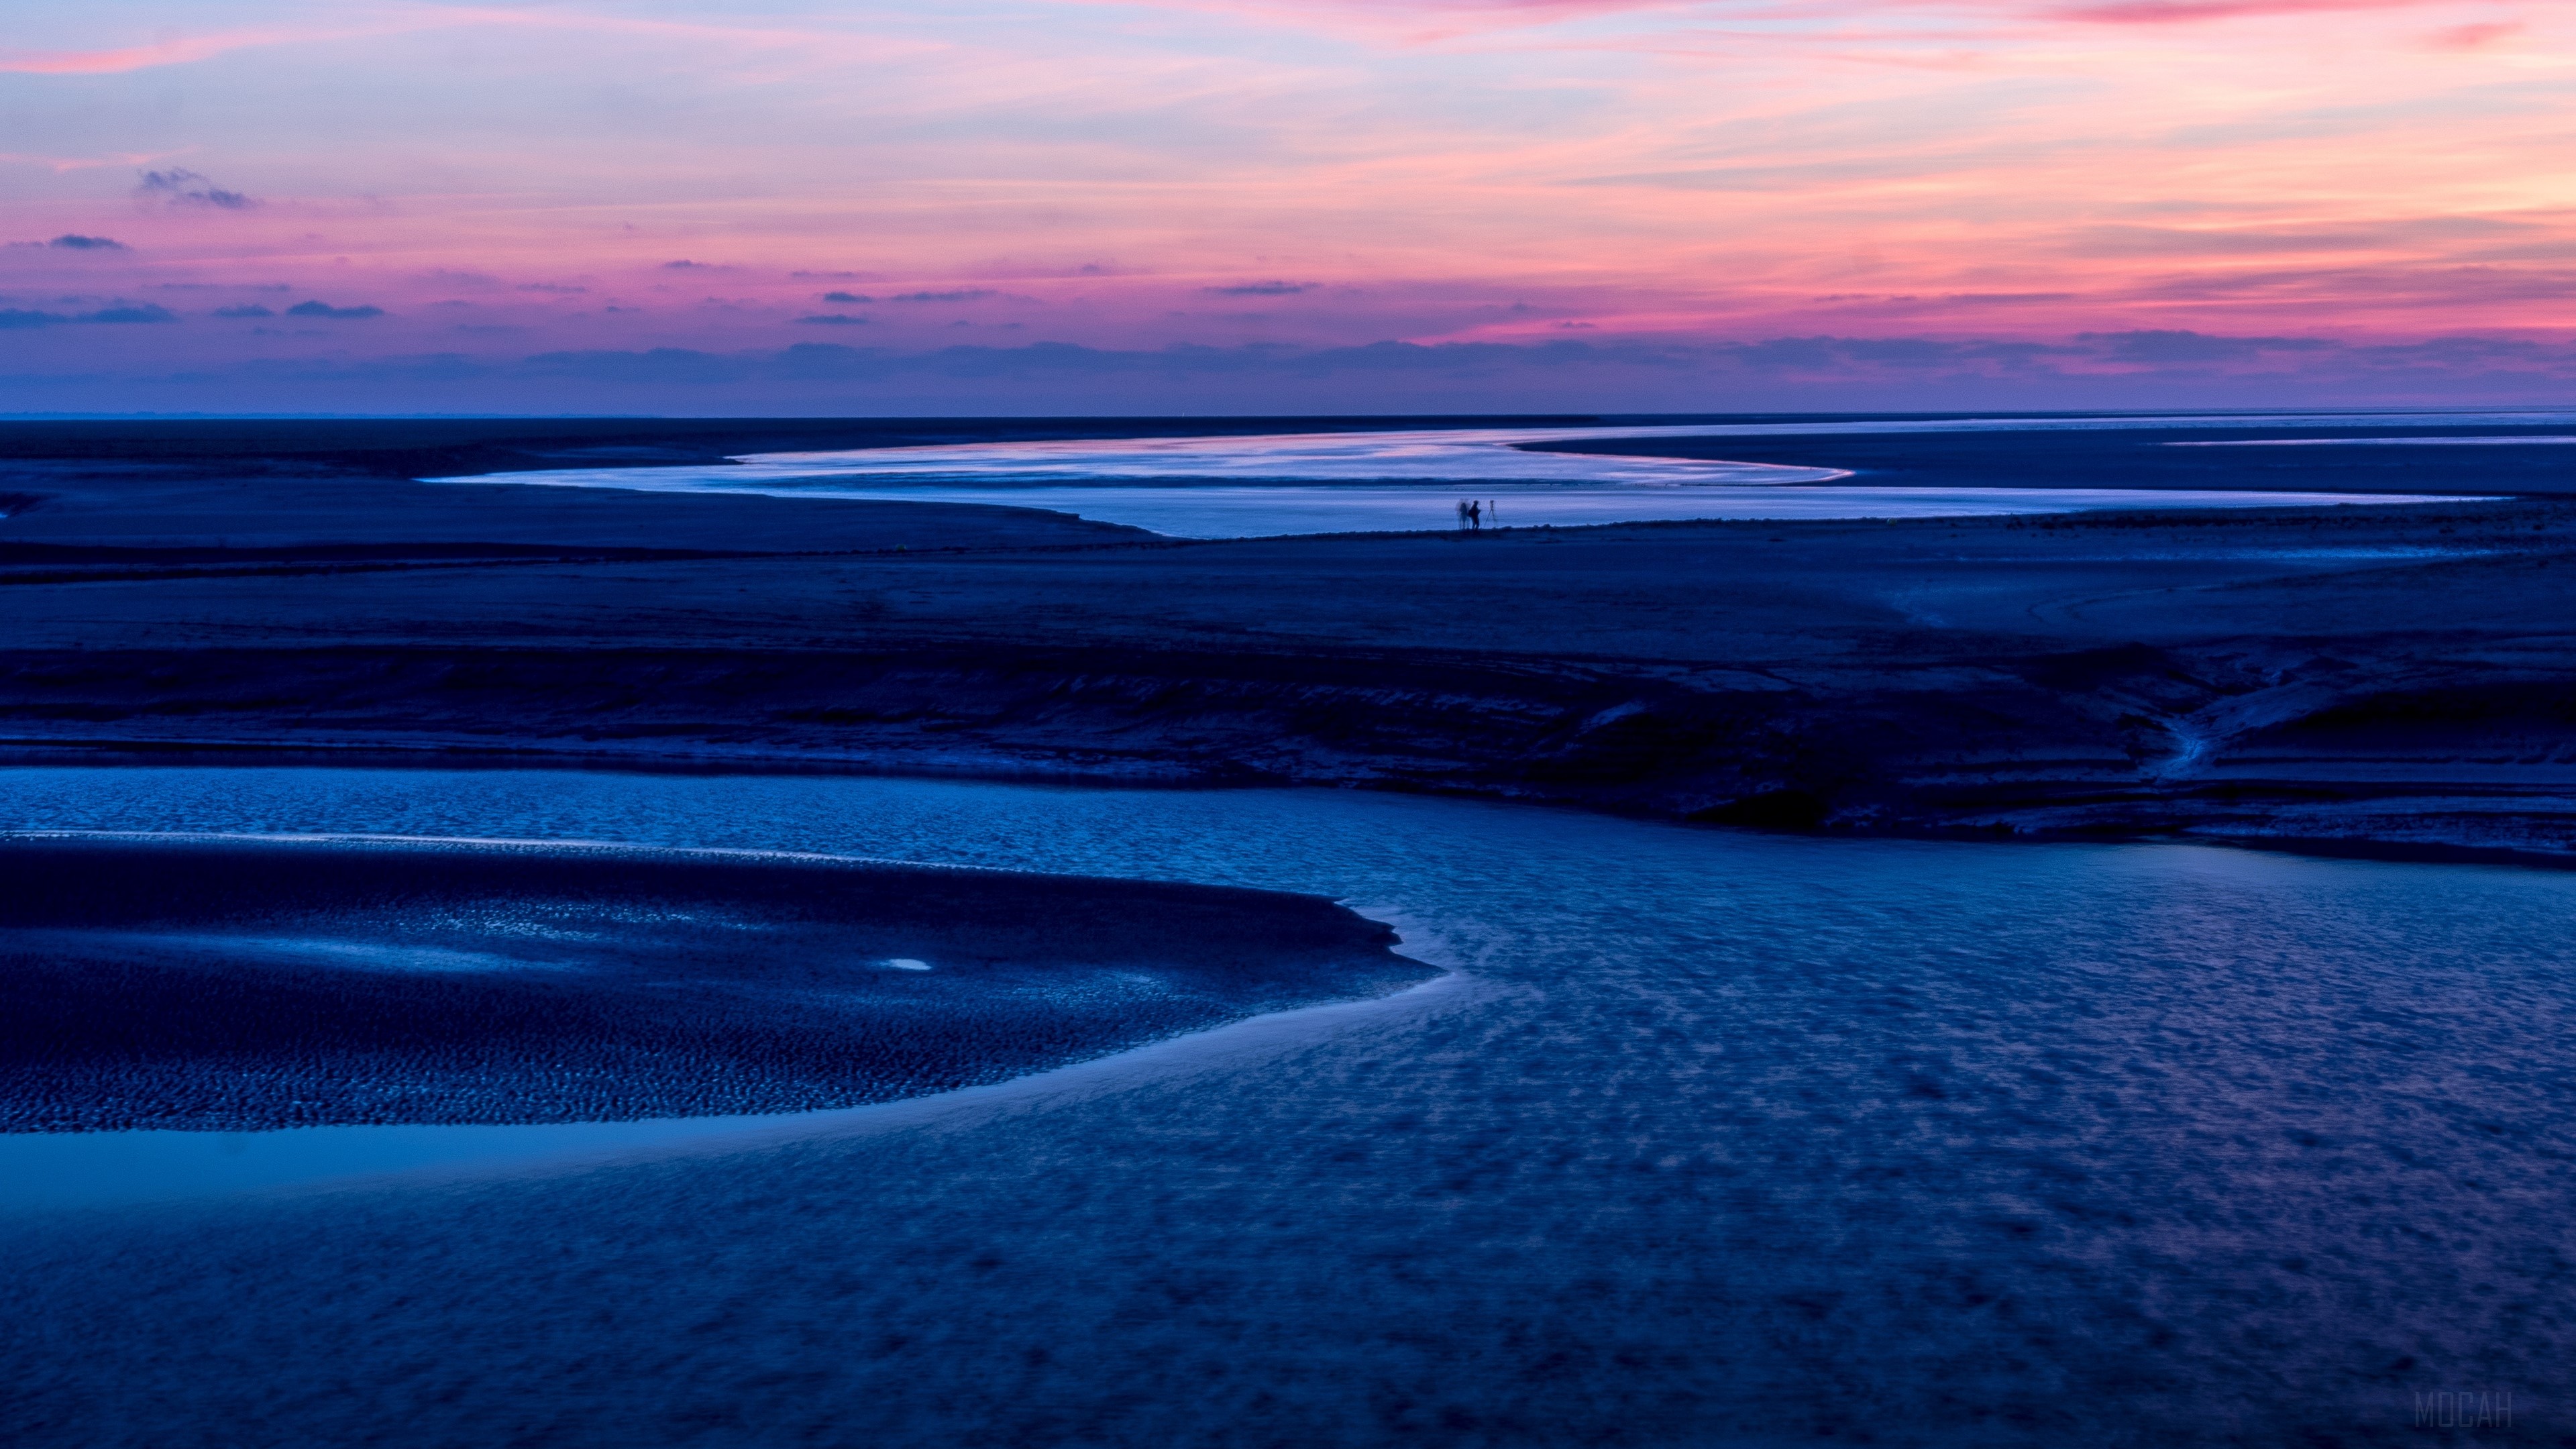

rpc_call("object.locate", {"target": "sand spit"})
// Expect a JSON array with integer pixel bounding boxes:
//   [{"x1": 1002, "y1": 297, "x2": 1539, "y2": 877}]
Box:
[{"x1": 0, "y1": 833, "x2": 1428, "y2": 1132}]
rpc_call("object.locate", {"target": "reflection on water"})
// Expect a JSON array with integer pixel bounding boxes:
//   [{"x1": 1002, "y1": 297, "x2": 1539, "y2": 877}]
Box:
[{"x1": 435, "y1": 423, "x2": 2470, "y2": 537}]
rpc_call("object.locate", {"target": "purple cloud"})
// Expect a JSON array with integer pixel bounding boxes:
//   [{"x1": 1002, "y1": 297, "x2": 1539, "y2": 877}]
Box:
[
  {"x1": 1203, "y1": 280, "x2": 1318, "y2": 296},
  {"x1": 0, "y1": 301, "x2": 177, "y2": 326},
  {"x1": 137, "y1": 168, "x2": 256, "y2": 209},
  {"x1": 285, "y1": 299, "x2": 386, "y2": 319}
]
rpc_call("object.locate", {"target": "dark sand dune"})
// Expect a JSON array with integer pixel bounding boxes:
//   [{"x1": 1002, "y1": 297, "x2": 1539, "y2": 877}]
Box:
[{"x1": 0, "y1": 834, "x2": 1426, "y2": 1132}]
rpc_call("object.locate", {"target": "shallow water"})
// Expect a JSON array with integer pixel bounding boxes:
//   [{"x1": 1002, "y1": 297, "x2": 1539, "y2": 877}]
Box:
[
  {"x1": 0, "y1": 1112, "x2": 805, "y2": 1212},
  {"x1": 439, "y1": 422, "x2": 2470, "y2": 537},
  {"x1": 4, "y1": 765, "x2": 2572, "y2": 1444}
]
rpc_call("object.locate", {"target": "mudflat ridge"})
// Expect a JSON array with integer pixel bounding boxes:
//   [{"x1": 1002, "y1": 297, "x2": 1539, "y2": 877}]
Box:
[
  {"x1": 4, "y1": 418, "x2": 2575, "y2": 859},
  {"x1": 0, "y1": 833, "x2": 1424, "y2": 1131}
]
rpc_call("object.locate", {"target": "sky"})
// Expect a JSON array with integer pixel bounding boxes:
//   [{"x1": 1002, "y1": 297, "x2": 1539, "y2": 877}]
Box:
[{"x1": 2, "y1": 0, "x2": 2569, "y2": 414}]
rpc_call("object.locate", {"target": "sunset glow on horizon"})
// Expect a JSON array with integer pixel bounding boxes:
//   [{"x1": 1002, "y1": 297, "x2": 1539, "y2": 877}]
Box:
[{"x1": 4, "y1": 0, "x2": 2569, "y2": 412}]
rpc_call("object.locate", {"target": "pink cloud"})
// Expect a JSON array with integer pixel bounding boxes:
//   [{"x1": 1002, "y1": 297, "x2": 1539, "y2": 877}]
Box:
[
  {"x1": 2428, "y1": 19, "x2": 2524, "y2": 48},
  {"x1": 2051, "y1": 0, "x2": 2454, "y2": 22},
  {"x1": 1052, "y1": 0, "x2": 1697, "y2": 42},
  {"x1": 4, "y1": 0, "x2": 2569, "y2": 387},
  {"x1": 0, "y1": 10, "x2": 938, "y2": 80},
  {"x1": 0, "y1": 28, "x2": 349, "y2": 75},
  {"x1": 0, "y1": 150, "x2": 164, "y2": 172}
]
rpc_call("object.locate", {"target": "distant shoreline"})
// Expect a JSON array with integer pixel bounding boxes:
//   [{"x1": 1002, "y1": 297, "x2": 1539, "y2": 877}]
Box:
[{"x1": 5, "y1": 412, "x2": 2573, "y2": 869}]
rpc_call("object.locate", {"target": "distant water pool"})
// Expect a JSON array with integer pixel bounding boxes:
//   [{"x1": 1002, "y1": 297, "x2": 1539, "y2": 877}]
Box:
[
  {"x1": 435, "y1": 423, "x2": 2471, "y2": 536},
  {"x1": 3, "y1": 764, "x2": 2571, "y2": 1442}
]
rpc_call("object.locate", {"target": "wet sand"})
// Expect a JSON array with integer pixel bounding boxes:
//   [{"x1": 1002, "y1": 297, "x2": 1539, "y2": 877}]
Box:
[{"x1": 0, "y1": 833, "x2": 1422, "y2": 1132}]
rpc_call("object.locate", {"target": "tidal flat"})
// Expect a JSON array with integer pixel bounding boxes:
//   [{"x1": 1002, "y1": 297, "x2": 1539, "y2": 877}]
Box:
[
  {"x1": 3, "y1": 413, "x2": 2575, "y2": 855},
  {"x1": 3, "y1": 414, "x2": 2574, "y2": 1444}
]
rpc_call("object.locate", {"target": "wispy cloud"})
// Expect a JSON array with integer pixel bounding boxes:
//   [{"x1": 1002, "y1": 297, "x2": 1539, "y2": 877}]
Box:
[
  {"x1": 2051, "y1": 0, "x2": 2438, "y2": 21},
  {"x1": 284, "y1": 300, "x2": 385, "y2": 319},
  {"x1": 0, "y1": 26, "x2": 339, "y2": 76},
  {"x1": 137, "y1": 168, "x2": 256, "y2": 209},
  {"x1": 1, "y1": 0, "x2": 2567, "y2": 403},
  {"x1": 0, "y1": 301, "x2": 176, "y2": 327},
  {"x1": 2428, "y1": 20, "x2": 2524, "y2": 50},
  {"x1": 83, "y1": 303, "x2": 178, "y2": 324},
  {"x1": 2077, "y1": 328, "x2": 2338, "y2": 362},
  {"x1": 19, "y1": 328, "x2": 2576, "y2": 414}
]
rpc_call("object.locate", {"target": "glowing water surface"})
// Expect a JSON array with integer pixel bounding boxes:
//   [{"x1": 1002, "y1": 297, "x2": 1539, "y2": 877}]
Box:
[
  {"x1": 4, "y1": 765, "x2": 2572, "y2": 1440},
  {"x1": 437, "y1": 421, "x2": 2479, "y2": 537},
  {"x1": 0, "y1": 1113, "x2": 800, "y2": 1212},
  {"x1": 4, "y1": 764, "x2": 2571, "y2": 1214}
]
